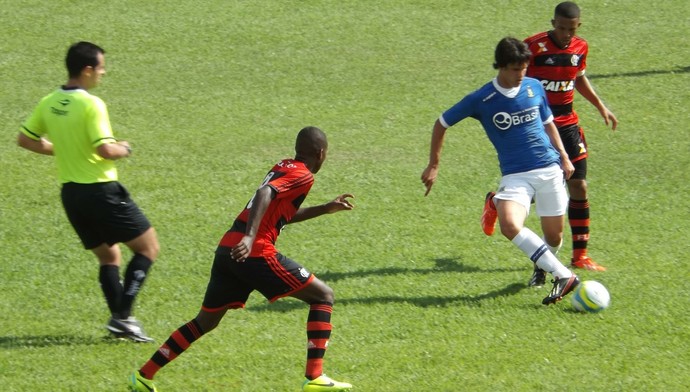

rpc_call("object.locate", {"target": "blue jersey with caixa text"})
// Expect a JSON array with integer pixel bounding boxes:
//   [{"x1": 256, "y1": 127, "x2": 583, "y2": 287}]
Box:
[{"x1": 439, "y1": 77, "x2": 560, "y2": 176}]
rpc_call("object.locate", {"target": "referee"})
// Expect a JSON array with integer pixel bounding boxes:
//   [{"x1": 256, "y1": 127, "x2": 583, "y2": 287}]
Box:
[{"x1": 17, "y1": 41, "x2": 159, "y2": 342}]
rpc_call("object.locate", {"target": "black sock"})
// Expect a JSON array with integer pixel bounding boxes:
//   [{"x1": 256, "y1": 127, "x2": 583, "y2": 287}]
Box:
[
  {"x1": 569, "y1": 198, "x2": 590, "y2": 259},
  {"x1": 140, "y1": 319, "x2": 204, "y2": 379},
  {"x1": 120, "y1": 253, "x2": 153, "y2": 319},
  {"x1": 305, "y1": 302, "x2": 333, "y2": 380},
  {"x1": 99, "y1": 265, "x2": 123, "y2": 318}
]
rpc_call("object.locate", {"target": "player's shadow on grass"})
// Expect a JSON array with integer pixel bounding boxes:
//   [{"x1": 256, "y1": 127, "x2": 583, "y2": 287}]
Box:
[
  {"x1": 316, "y1": 257, "x2": 522, "y2": 283},
  {"x1": 339, "y1": 282, "x2": 526, "y2": 308},
  {"x1": 251, "y1": 282, "x2": 526, "y2": 313},
  {"x1": 250, "y1": 256, "x2": 527, "y2": 313},
  {"x1": 0, "y1": 334, "x2": 133, "y2": 349},
  {"x1": 588, "y1": 65, "x2": 689, "y2": 80}
]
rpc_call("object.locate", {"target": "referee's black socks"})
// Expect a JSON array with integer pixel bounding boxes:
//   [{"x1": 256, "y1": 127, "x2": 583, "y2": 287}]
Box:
[{"x1": 120, "y1": 253, "x2": 153, "y2": 319}]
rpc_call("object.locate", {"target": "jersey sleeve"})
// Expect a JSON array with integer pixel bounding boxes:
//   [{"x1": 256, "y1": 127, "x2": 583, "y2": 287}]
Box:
[
  {"x1": 440, "y1": 92, "x2": 477, "y2": 128},
  {"x1": 578, "y1": 41, "x2": 588, "y2": 76},
  {"x1": 87, "y1": 97, "x2": 116, "y2": 148},
  {"x1": 21, "y1": 99, "x2": 48, "y2": 140},
  {"x1": 267, "y1": 167, "x2": 313, "y2": 199}
]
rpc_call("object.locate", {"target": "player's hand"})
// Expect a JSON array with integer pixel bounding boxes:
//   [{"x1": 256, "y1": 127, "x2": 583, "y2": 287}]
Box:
[
  {"x1": 231, "y1": 236, "x2": 254, "y2": 262},
  {"x1": 421, "y1": 165, "x2": 438, "y2": 196},
  {"x1": 327, "y1": 194, "x2": 355, "y2": 213},
  {"x1": 600, "y1": 107, "x2": 619, "y2": 131},
  {"x1": 561, "y1": 157, "x2": 575, "y2": 180},
  {"x1": 117, "y1": 140, "x2": 132, "y2": 157}
]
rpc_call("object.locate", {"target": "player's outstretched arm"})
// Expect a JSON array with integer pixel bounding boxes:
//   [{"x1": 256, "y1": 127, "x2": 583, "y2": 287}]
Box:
[
  {"x1": 290, "y1": 194, "x2": 355, "y2": 224},
  {"x1": 421, "y1": 120, "x2": 447, "y2": 196}
]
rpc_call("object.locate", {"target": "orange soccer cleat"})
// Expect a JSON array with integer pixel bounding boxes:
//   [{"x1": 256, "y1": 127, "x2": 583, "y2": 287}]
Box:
[
  {"x1": 481, "y1": 192, "x2": 498, "y2": 236},
  {"x1": 571, "y1": 256, "x2": 607, "y2": 271}
]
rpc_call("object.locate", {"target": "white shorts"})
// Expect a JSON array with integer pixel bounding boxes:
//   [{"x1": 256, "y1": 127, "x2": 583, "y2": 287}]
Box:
[{"x1": 494, "y1": 164, "x2": 567, "y2": 217}]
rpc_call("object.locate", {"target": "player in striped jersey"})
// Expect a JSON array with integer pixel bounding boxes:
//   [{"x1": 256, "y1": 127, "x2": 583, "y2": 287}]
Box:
[{"x1": 130, "y1": 127, "x2": 354, "y2": 392}]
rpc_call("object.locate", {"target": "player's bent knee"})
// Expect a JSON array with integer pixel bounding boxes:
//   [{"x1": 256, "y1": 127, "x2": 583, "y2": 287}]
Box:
[
  {"x1": 195, "y1": 310, "x2": 226, "y2": 333},
  {"x1": 127, "y1": 228, "x2": 160, "y2": 261},
  {"x1": 294, "y1": 278, "x2": 334, "y2": 304},
  {"x1": 544, "y1": 234, "x2": 563, "y2": 247},
  {"x1": 320, "y1": 286, "x2": 335, "y2": 304},
  {"x1": 499, "y1": 225, "x2": 522, "y2": 240},
  {"x1": 143, "y1": 228, "x2": 160, "y2": 260},
  {"x1": 311, "y1": 282, "x2": 334, "y2": 304}
]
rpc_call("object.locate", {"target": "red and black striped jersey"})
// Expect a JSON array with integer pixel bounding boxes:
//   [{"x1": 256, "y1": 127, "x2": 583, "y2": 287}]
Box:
[
  {"x1": 524, "y1": 31, "x2": 588, "y2": 128},
  {"x1": 218, "y1": 159, "x2": 313, "y2": 256}
]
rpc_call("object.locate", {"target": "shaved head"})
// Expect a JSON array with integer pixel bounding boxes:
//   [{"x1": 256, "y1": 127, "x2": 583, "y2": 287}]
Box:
[
  {"x1": 295, "y1": 126, "x2": 328, "y2": 174},
  {"x1": 555, "y1": 1, "x2": 580, "y2": 19},
  {"x1": 295, "y1": 126, "x2": 328, "y2": 156}
]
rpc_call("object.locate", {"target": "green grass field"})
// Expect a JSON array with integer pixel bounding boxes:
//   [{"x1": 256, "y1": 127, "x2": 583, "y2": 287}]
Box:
[{"x1": 1, "y1": 1, "x2": 689, "y2": 391}]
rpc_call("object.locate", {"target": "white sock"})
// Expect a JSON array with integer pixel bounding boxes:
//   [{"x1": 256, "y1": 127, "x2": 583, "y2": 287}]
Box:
[
  {"x1": 542, "y1": 236, "x2": 563, "y2": 255},
  {"x1": 512, "y1": 228, "x2": 572, "y2": 278}
]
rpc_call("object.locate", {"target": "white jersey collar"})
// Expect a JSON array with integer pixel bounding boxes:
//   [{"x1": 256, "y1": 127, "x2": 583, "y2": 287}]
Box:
[{"x1": 492, "y1": 78, "x2": 520, "y2": 98}]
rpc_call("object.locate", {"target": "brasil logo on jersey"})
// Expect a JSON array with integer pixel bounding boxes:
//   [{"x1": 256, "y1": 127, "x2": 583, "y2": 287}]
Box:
[{"x1": 492, "y1": 106, "x2": 539, "y2": 131}]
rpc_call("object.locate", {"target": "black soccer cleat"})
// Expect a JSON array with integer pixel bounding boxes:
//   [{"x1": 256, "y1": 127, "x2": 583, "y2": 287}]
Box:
[
  {"x1": 106, "y1": 317, "x2": 154, "y2": 343},
  {"x1": 542, "y1": 275, "x2": 580, "y2": 305},
  {"x1": 528, "y1": 266, "x2": 546, "y2": 287}
]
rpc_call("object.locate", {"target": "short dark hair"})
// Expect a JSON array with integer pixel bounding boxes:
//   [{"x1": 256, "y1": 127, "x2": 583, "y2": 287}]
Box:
[
  {"x1": 555, "y1": 1, "x2": 581, "y2": 19},
  {"x1": 493, "y1": 37, "x2": 531, "y2": 69},
  {"x1": 295, "y1": 126, "x2": 327, "y2": 156},
  {"x1": 65, "y1": 41, "x2": 105, "y2": 78}
]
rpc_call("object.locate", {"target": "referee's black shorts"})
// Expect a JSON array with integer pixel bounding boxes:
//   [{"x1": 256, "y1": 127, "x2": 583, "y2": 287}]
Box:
[{"x1": 61, "y1": 181, "x2": 151, "y2": 249}]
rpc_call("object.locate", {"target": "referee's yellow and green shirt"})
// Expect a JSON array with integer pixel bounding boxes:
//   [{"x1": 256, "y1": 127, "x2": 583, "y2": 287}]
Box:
[{"x1": 21, "y1": 87, "x2": 118, "y2": 184}]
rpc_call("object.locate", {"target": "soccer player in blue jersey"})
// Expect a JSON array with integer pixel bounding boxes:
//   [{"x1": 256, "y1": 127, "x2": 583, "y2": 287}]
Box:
[
  {"x1": 485, "y1": 2, "x2": 617, "y2": 280},
  {"x1": 421, "y1": 37, "x2": 579, "y2": 305}
]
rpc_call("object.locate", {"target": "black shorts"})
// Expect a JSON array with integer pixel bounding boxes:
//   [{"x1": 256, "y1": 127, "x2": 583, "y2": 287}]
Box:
[
  {"x1": 570, "y1": 158, "x2": 587, "y2": 181},
  {"x1": 201, "y1": 247, "x2": 314, "y2": 312},
  {"x1": 61, "y1": 181, "x2": 152, "y2": 249},
  {"x1": 558, "y1": 124, "x2": 588, "y2": 180}
]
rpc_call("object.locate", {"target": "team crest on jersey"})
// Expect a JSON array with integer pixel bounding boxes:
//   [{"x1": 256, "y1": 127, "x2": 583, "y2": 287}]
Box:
[
  {"x1": 571, "y1": 55, "x2": 581, "y2": 66},
  {"x1": 526, "y1": 86, "x2": 534, "y2": 98},
  {"x1": 538, "y1": 42, "x2": 548, "y2": 52},
  {"x1": 299, "y1": 267, "x2": 310, "y2": 278}
]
